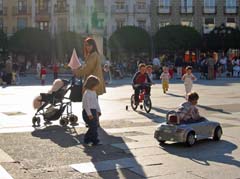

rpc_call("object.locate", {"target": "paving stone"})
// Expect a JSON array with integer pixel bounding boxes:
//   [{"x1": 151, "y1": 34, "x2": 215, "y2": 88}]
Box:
[
  {"x1": 111, "y1": 140, "x2": 158, "y2": 150},
  {"x1": 0, "y1": 165, "x2": 13, "y2": 179},
  {"x1": 70, "y1": 157, "x2": 139, "y2": 173},
  {"x1": 0, "y1": 149, "x2": 14, "y2": 163}
]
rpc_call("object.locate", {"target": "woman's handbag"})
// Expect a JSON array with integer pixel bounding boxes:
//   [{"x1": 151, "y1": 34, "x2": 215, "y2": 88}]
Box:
[{"x1": 69, "y1": 78, "x2": 83, "y2": 102}]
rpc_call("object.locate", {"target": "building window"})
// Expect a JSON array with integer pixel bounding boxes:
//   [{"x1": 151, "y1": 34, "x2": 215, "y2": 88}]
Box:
[
  {"x1": 138, "y1": 20, "x2": 146, "y2": 29},
  {"x1": 181, "y1": 0, "x2": 193, "y2": 13},
  {"x1": 225, "y1": 0, "x2": 237, "y2": 14},
  {"x1": 0, "y1": 0, "x2": 3, "y2": 12},
  {"x1": 136, "y1": 0, "x2": 146, "y2": 9},
  {"x1": 18, "y1": 0, "x2": 27, "y2": 13},
  {"x1": 38, "y1": 0, "x2": 48, "y2": 11},
  {"x1": 116, "y1": 1, "x2": 125, "y2": 10},
  {"x1": 158, "y1": 0, "x2": 170, "y2": 13},
  {"x1": 226, "y1": 17, "x2": 236, "y2": 28},
  {"x1": 17, "y1": 18, "x2": 27, "y2": 30},
  {"x1": 203, "y1": 0, "x2": 216, "y2": 13},
  {"x1": 203, "y1": 17, "x2": 215, "y2": 34},
  {"x1": 181, "y1": 20, "x2": 193, "y2": 27},
  {"x1": 0, "y1": 18, "x2": 3, "y2": 28},
  {"x1": 39, "y1": 21, "x2": 49, "y2": 31},
  {"x1": 116, "y1": 20, "x2": 124, "y2": 29},
  {"x1": 159, "y1": 21, "x2": 170, "y2": 28},
  {"x1": 57, "y1": 0, "x2": 66, "y2": 8}
]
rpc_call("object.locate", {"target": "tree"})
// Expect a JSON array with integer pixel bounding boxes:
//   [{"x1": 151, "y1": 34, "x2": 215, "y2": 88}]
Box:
[
  {"x1": 154, "y1": 25, "x2": 201, "y2": 54},
  {"x1": 0, "y1": 29, "x2": 8, "y2": 62},
  {"x1": 108, "y1": 26, "x2": 151, "y2": 58},
  {"x1": 53, "y1": 31, "x2": 84, "y2": 62},
  {"x1": 204, "y1": 24, "x2": 240, "y2": 52},
  {"x1": 9, "y1": 28, "x2": 51, "y2": 63}
]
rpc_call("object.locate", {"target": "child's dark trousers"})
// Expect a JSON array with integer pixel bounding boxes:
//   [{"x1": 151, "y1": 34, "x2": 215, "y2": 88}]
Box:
[{"x1": 82, "y1": 109, "x2": 99, "y2": 144}]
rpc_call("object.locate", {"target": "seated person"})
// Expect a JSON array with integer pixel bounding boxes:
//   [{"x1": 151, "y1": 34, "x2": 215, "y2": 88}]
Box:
[
  {"x1": 176, "y1": 92, "x2": 201, "y2": 123},
  {"x1": 132, "y1": 63, "x2": 152, "y2": 105}
]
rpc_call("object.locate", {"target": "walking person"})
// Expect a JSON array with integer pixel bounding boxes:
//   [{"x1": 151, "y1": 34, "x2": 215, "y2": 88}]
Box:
[
  {"x1": 82, "y1": 75, "x2": 102, "y2": 146},
  {"x1": 72, "y1": 37, "x2": 106, "y2": 96},
  {"x1": 160, "y1": 66, "x2": 171, "y2": 94},
  {"x1": 5, "y1": 56, "x2": 13, "y2": 85},
  {"x1": 181, "y1": 66, "x2": 197, "y2": 98},
  {"x1": 206, "y1": 53, "x2": 215, "y2": 80},
  {"x1": 40, "y1": 66, "x2": 47, "y2": 85},
  {"x1": 53, "y1": 63, "x2": 59, "y2": 80},
  {"x1": 175, "y1": 55, "x2": 183, "y2": 79}
]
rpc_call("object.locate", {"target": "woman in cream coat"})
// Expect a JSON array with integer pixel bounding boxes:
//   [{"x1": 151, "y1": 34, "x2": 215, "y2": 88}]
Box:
[{"x1": 72, "y1": 37, "x2": 106, "y2": 96}]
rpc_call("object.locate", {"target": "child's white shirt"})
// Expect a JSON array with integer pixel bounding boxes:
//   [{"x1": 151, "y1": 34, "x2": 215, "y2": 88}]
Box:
[
  {"x1": 182, "y1": 73, "x2": 196, "y2": 85},
  {"x1": 82, "y1": 89, "x2": 101, "y2": 116},
  {"x1": 160, "y1": 72, "x2": 170, "y2": 82}
]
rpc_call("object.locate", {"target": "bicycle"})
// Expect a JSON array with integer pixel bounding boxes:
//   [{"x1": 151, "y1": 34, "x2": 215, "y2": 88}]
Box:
[{"x1": 130, "y1": 83, "x2": 152, "y2": 113}]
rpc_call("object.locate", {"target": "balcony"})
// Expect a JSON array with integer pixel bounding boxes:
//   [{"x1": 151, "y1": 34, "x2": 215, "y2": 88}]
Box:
[
  {"x1": 54, "y1": 4, "x2": 69, "y2": 14},
  {"x1": 35, "y1": 7, "x2": 51, "y2": 21},
  {"x1": 134, "y1": 4, "x2": 150, "y2": 14},
  {"x1": 111, "y1": 4, "x2": 128, "y2": 14},
  {"x1": 224, "y1": 6, "x2": 238, "y2": 14},
  {"x1": 203, "y1": 6, "x2": 217, "y2": 14},
  {"x1": 157, "y1": 6, "x2": 171, "y2": 14},
  {"x1": 180, "y1": 6, "x2": 194, "y2": 14},
  {"x1": 12, "y1": 6, "x2": 31, "y2": 16},
  {"x1": 0, "y1": 7, "x2": 7, "y2": 16}
]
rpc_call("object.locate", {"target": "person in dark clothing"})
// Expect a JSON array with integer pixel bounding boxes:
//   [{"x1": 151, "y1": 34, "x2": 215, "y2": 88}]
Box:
[{"x1": 132, "y1": 63, "x2": 152, "y2": 105}]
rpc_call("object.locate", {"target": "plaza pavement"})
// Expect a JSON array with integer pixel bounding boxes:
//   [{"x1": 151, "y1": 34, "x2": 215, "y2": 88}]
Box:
[{"x1": 0, "y1": 74, "x2": 239, "y2": 179}]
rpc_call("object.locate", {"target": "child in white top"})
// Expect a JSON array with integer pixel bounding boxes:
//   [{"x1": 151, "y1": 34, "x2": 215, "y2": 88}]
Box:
[
  {"x1": 182, "y1": 66, "x2": 196, "y2": 98},
  {"x1": 160, "y1": 66, "x2": 171, "y2": 93},
  {"x1": 82, "y1": 75, "x2": 101, "y2": 146}
]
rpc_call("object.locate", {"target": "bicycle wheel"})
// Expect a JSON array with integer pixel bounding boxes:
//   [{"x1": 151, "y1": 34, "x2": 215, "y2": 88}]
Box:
[
  {"x1": 131, "y1": 94, "x2": 138, "y2": 110},
  {"x1": 144, "y1": 96, "x2": 152, "y2": 113}
]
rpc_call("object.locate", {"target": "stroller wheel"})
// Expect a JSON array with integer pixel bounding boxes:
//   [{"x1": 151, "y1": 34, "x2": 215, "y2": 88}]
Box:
[
  {"x1": 32, "y1": 116, "x2": 38, "y2": 126},
  {"x1": 140, "y1": 104, "x2": 143, "y2": 110},
  {"x1": 69, "y1": 115, "x2": 78, "y2": 125},
  {"x1": 60, "y1": 117, "x2": 69, "y2": 127},
  {"x1": 36, "y1": 117, "x2": 41, "y2": 126}
]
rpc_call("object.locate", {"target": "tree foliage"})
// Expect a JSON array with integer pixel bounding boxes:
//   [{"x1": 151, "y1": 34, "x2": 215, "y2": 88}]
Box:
[
  {"x1": 108, "y1": 26, "x2": 151, "y2": 55},
  {"x1": 203, "y1": 25, "x2": 240, "y2": 51},
  {"x1": 9, "y1": 27, "x2": 51, "y2": 56},
  {"x1": 154, "y1": 25, "x2": 201, "y2": 53},
  {"x1": 0, "y1": 30, "x2": 8, "y2": 61},
  {"x1": 54, "y1": 31, "x2": 84, "y2": 60}
]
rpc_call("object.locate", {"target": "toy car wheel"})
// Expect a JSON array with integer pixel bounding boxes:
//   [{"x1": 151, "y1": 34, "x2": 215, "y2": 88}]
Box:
[
  {"x1": 60, "y1": 117, "x2": 69, "y2": 127},
  {"x1": 32, "y1": 117, "x2": 38, "y2": 126},
  {"x1": 186, "y1": 132, "x2": 196, "y2": 147},
  {"x1": 213, "y1": 126, "x2": 222, "y2": 141},
  {"x1": 130, "y1": 94, "x2": 138, "y2": 111},
  {"x1": 158, "y1": 140, "x2": 166, "y2": 145}
]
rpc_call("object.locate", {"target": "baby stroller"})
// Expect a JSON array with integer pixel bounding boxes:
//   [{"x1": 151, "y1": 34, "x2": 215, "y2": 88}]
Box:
[{"x1": 32, "y1": 77, "x2": 82, "y2": 127}]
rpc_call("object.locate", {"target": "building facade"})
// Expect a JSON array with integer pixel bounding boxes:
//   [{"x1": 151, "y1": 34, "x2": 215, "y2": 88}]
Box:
[
  {"x1": 0, "y1": 0, "x2": 70, "y2": 36},
  {"x1": 1, "y1": 0, "x2": 240, "y2": 37}
]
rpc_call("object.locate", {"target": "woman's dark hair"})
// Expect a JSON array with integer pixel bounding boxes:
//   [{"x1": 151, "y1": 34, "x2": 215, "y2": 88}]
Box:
[
  {"x1": 84, "y1": 37, "x2": 99, "y2": 57},
  {"x1": 84, "y1": 75, "x2": 100, "y2": 90}
]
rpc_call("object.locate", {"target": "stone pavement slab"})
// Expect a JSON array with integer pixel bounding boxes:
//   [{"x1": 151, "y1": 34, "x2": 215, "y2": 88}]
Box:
[
  {"x1": 0, "y1": 149, "x2": 14, "y2": 163},
  {"x1": 0, "y1": 165, "x2": 13, "y2": 179}
]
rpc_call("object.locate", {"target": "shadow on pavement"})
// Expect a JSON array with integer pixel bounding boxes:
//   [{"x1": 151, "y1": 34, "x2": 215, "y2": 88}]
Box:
[
  {"x1": 31, "y1": 125, "x2": 146, "y2": 178},
  {"x1": 198, "y1": 105, "x2": 231, "y2": 114},
  {"x1": 80, "y1": 127, "x2": 145, "y2": 178},
  {"x1": 31, "y1": 125, "x2": 81, "y2": 148},
  {"x1": 166, "y1": 93, "x2": 185, "y2": 98},
  {"x1": 159, "y1": 139, "x2": 240, "y2": 168}
]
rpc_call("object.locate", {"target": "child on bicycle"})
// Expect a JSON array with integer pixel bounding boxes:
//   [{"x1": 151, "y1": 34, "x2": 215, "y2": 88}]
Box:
[{"x1": 132, "y1": 63, "x2": 152, "y2": 105}]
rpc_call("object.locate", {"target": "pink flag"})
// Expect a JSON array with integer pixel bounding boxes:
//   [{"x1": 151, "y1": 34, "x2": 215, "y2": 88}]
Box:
[{"x1": 68, "y1": 48, "x2": 81, "y2": 69}]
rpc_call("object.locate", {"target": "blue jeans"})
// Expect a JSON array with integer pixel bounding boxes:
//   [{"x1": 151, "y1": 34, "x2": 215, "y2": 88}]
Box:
[{"x1": 82, "y1": 109, "x2": 99, "y2": 144}]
